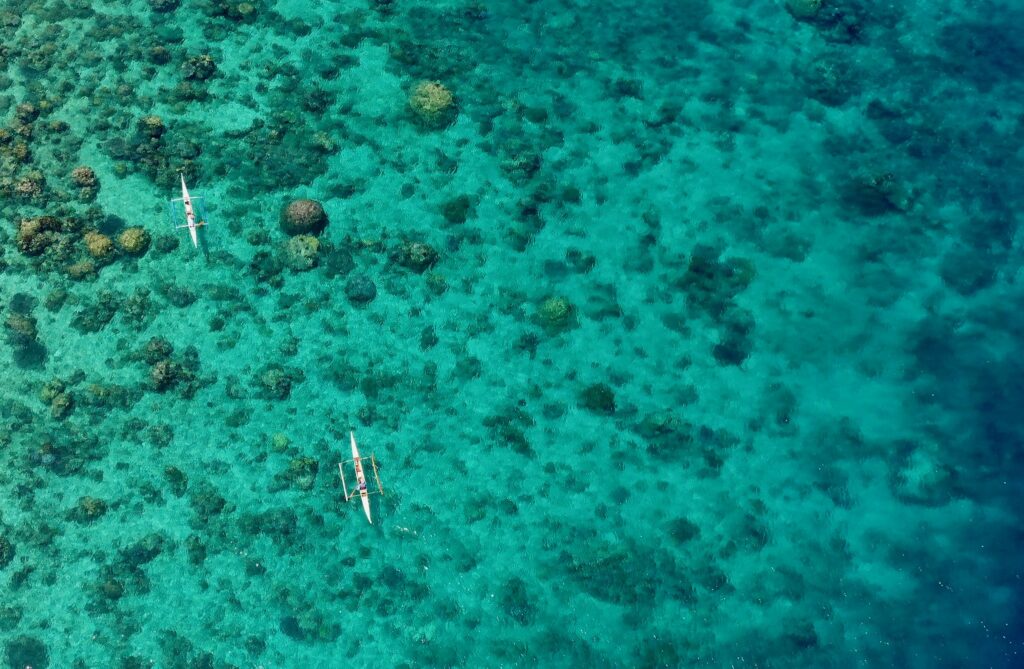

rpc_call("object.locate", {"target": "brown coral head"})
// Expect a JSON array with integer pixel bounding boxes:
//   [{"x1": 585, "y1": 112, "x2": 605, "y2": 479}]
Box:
[{"x1": 280, "y1": 199, "x2": 328, "y2": 236}]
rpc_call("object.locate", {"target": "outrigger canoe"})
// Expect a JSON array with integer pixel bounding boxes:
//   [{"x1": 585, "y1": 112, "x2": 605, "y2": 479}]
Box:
[
  {"x1": 168, "y1": 173, "x2": 208, "y2": 249},
  {"x1": 338, "y1": 431, "x2": 384, "y2": 524}
]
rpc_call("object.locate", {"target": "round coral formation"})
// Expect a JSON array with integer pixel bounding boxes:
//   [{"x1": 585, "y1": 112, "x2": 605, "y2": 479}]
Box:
[
  {"x1": 84, "y1": 231, "x2": 114, "y2": 261},
  {"x1": 4, "y1": 313, "x2": 38, "y2": 344},
  {"x1": 280, "y1": 199, "x2": 328, "y2": 236},
  {"x1": 66, "y1": 260, "x2": 97, "y2": 281},
  {"x1": 409, "y1": 81, "x2": 456, "y2": 127},
  {"x1": 14, "y1": 102, "x2": 38, "y2": 124},
  {"x1": 538, "y1": 296, "x2": 574, "y2": 330},
  {"x1": 71, "y1": 496, "x2": 108, "y2": 522},
  {"x1": 395, "y1": 240, "x2": 439, "y2": 273},
  {"x1": 149, "y1": 360, "x2": 178, "y2": 391},
  {"x1": 71, "y1": 166, "x2": 100, "y2": 202},
  {"x1": 14, "y1": 171, "x2": 45, "y2": 199},
  {"x1": 16, "y1": 216, "x2": 62, "y2": 255},
  {"x1": 71, "y1": 165, "x2": 97, "y2": 188},
  {"x1": 138, "y1": 114, "x2": 165, "y2": 138},
  {"x1": 5, "y1": 635, "x2": 49, "y2": 669},
  {"x1": 118, "y1": 227, "x2": 151, "y2": 256},
  {"x1": 786, "y1": 0, "x2": 822, "y2": 19},
  {"x1": 283, "y1": 235, "x2": 321, "y2": 271},
  {"x1": 182, "y1": 54, "x2": 217, "y2": 81},
  {"x1": 345, "y1": 275, "x2": 377, "y2": 305}
]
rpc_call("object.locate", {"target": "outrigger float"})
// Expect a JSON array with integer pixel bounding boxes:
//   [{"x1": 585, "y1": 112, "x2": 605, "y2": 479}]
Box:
[
  {"x1": 338, "y1": 431, "x2": 384, "y2": 524},
  {"x1": 167, "y1": 173, "x2": 209, "y2": 248}
]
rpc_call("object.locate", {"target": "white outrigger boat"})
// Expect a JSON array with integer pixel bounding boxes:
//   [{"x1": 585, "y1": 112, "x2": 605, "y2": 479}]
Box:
[
  {"x1": 167, "y1": 173, "x2": 208, "y2": 248},
  {"x1": 338, "y1": 431, "x2": 384, "y2": 524}
]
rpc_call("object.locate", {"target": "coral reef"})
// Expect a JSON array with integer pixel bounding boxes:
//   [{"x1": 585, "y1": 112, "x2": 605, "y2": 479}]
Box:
[
  {"x1": 66, "y1": 260, "x2": 97, "y2": 281},
  {"x1": 393, "y1": 240, "x2": 439, "y2": 273},
  {"x1": 16, "y1": 216, "x2": 65, "y2": 256},
  {"x1": 67, "y1": 496, "x2": 108, "y2": 523},
  {"x1": 254, "y1": 364, "x2": 304, "y2": 399},
  {"x1": 280, "y1": 199, "x2": 328, "y2": 236},
  {"x1": 83, "y1": 231, "x2": 115, "y2": 262},
  {"x1": 39, "y1": 379, "x2": 74, "y2": 419},
  {"x1": 282, "y1": 234, "x2": 320, "y2": 271},
  {"x1": 409, "y1": 80, "x2": 456, "y2": 128},
  {"x1": 0, "y1": 536, "x2": 13, "y2": 569},
  {"x1": 117, "y1": 227, "x2": 151, "y2": 256},
  {"x1": 271, "y1": 456, "x2": 319, "y2": 492},
  {"x1": 70, "y1": 165, "x2": 99, "y2": 201},
  {"x1": 786, "y1": 0, "x2": 822, "y2": 19},
  {"x1": 0, "y1": 1, "x2": 1017, "y2": 666},
  {"x1": 4, "y1": 636, "x2": 48, "y2": 669},
  {"x1": 182, "y1": 54, "x2": 217, "y2": 81},
  {"x1": 537, "y1": 296, "x2": 574, "y2": 331},
  {"x1": 4, "y1": 296, "x2": 47, "y2": 368},
  {"x1": 580, "y1": 382, "x2": 616, "y2": 415},
  {"x1": 345, "y1": 275, "x2": 377, "y2": 305}
]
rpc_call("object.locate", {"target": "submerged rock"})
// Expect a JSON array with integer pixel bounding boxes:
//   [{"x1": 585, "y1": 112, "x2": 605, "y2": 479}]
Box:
[
  {"x1": 137, "y1": 114, "x2": 165, "y2": 138},
  {"x1": 71, "y1": 292, "x2": 122, "y2": 333},
  {"x1": 4, "y1": 310, "x2": 46, "y2": 368},
  {"x1": 0, "y1": 606, "x2": 22, "y2": 632},
  {"x1": 668, "y1": 517, "x2": 701, "y2": 544},
  {"x1": 239, "y1": 508, "x2": 298, "y2": 546},
  {"x1": 186, "y1": 535, "x2": 207, "y2": 565},
  {"x1": 189, "y1": 482, "x2": 227, "y2": 522},
  {"x1": 499, "y1": 577, "x2": 535, "y2": 625},
  {"x1": 442, "y1": 194, "x2": 473, "y2": 224}
]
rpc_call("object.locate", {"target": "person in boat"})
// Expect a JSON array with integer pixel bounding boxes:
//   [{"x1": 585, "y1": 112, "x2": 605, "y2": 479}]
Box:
[{"x1": 358, "y1": 481, "x2": 367, "y2": 492}]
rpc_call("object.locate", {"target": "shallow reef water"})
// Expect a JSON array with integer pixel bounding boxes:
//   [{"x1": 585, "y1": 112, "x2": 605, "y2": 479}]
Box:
[{"x1": 0, "y1": 0, "x2": 1022, "y2": 667}]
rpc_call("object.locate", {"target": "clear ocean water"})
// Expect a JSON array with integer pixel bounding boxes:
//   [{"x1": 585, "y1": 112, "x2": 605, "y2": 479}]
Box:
[{"x1": 0, "y1": 0, "x2": 1022, "y2": 667}]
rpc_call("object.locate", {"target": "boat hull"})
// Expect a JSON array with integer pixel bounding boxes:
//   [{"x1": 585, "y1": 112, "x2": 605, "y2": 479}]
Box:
[
  {"x1": 180, "y1": 174, "x2": 199, "y2": 248},
  {"x1": 350, "y1": 432, "x2": 372, "y2": 524}
]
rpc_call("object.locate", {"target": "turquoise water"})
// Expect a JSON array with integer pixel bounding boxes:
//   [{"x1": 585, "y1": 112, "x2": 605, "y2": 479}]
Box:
[{"x1": 1, "y1": 0, "x2": 1022, "y2": 666}]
